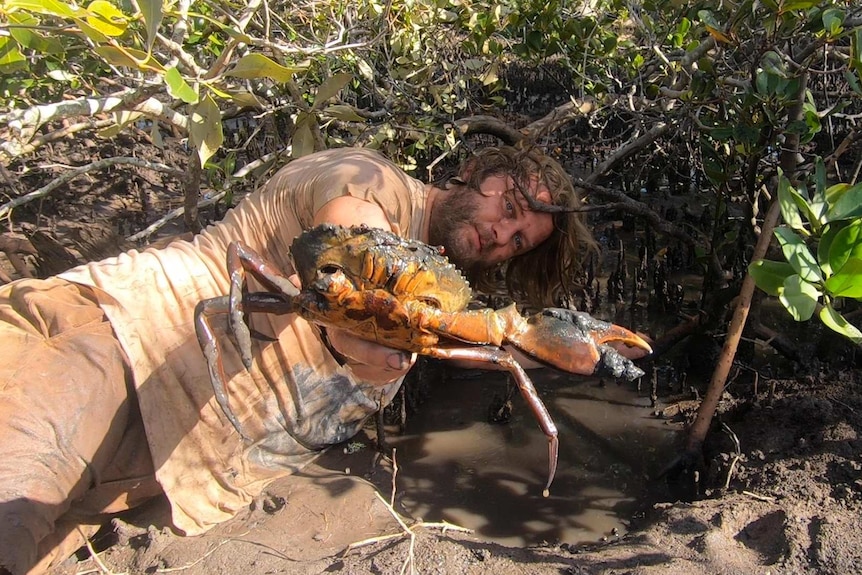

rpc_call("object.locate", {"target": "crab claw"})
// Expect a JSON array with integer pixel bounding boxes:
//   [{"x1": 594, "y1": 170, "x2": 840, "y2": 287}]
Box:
[{"x1": 510, "y1": 308, "x2": 652, "y2": 381}]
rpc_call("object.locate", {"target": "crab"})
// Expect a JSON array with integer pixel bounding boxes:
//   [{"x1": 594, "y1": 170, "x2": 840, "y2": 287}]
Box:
[{"x1": 195, "y1": 223, "x2": 652, "y2": 495}]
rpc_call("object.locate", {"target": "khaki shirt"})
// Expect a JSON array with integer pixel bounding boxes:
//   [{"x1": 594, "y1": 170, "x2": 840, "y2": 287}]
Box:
[{"x1": 60, "y1": 148, "x2": 429, "y2": 534}]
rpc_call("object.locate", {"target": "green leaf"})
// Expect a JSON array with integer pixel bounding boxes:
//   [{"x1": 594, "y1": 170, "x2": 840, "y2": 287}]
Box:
[
  {"x1": 779, "y1": 274, "x2": 821, "y2": 321},
  {"x1": 323, "y1": 104, "x2": 366, "y2": 122},
  {"x1": 8, "y1": 12, "x2": 65, "y2": 53},
  {"x1": 7, "y1": 0, "x2": 81, "y2": 18},
  {"x1": 845, "y1": 69, "x2": 862, "y2": 96},
  {"x1": 311, "y1": 72, "x2": 353, "y2": 110},
  {"x1": 818, "y1": 222, "x2": 846, "y2": 276},
  {"x1": 825, "y1": 182, "x2": 852, "y2": 207},
  {"x1": 136, "y1": 0, "x2": 163, "y2": 53},
  {"x1": 291, "y1": 113, "x2": 315, "y2": 158},
  {"x1": 47, "y1": 69, "x2": 75, "y2": 81},
  {"x1": 778, "y1": 174, "x2": 805, "y2": 232},
  {"x1": 224, "y1": 89, "x2": 262, "y2": 108},
  {"x1": 94, "y1": 46, "x2": 164, "y2": 72},
  {"x1": 852, "y1": 28, "x2": 862, "y2": 82},
  {"x1": 760, "y1": 51, "x2": 786, "y2": 78},
  {"x1": 0, "y1": 37, "x2": 27, "y2": 73},
  {"x1": 355, "y1": 57, "x2": 374, "y2": 82},
  {"x1": 755, "y1": 70, "x2": 769, "y2": 95},
  {"x1": 821, "y1": 8, "x2": 844, "y2": 36},
  {"x1": 809, "y1": 158, "x2": 829, "y2": 220},
  {"x1": 189, "y1": 95, "x2": 224, "y2": 167},
  {"x1": 782, "y1": 0, "x2": 820, "y2": 10},
  {"x1": 827, "y1": 220, "x2": 862, "y2": 277},
  {"x1": 97, "y1": 110, "x2": 142, "y2": 138},
  {"x1": 85, "y1": 0, "x2": 128, "y2": 37},
  {"x1": 164, "y1": 66, "x2": 198, "y2": 104},
  {"x1": 812, "y1": 162, "x2": 826, "y2": 196},
  {"x1": 819, "y1": 302, "x2": 862, "y2": 345},
  {"x1": 710, "y1": 127, "x2": 734, "y2": 141},
  {"x1": 225, "y1": 54, "x2": 304, "y2": 83},
  {"x1": 526, "y1": 29, "x2": 544, "y2": 52},
  {"x1": 749, "y1": 259, "x2": 796, "y2": 296},
  {"x1": 826, "y1": 182, "x2": 862, "y2": 221},
  {"x1": 774, "y1": 227, "x2": 823, "y2": 283},
  {"x1": 825, "y1": 257, "x2": 862, "y2": 299}
]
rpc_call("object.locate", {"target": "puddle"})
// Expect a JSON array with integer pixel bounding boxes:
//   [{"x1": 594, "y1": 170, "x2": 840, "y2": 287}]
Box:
[{"x1": 379, "y1": 367, "x2": 682, "y2": 547}]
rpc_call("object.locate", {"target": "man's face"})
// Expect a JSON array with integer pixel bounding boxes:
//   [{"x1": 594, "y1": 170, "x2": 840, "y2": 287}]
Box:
[{"x1": 428, "y1": 173, "x2": 555, "y2": 275}]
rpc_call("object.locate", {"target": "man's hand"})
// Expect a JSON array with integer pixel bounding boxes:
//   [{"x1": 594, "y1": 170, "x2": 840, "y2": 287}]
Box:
[{"x1": 325, "y1": 329, "x2": 417, "y2": 386}]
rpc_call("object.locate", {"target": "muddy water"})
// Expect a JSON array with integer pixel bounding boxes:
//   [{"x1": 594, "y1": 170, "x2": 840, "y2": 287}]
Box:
[{"x1": 381, "y1": 366, "x2": 682, "y2": 547}]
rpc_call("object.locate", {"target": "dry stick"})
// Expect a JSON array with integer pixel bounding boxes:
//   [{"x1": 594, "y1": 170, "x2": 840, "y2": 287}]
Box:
[
  {"x1": 347, "y1": 449, "x2": 472, "y2": 575},
  {"x1": 742, "y1": 490, "x2": 776, "y2": 502},
  {"x1": 10, "y1": 118, "x2": 116, "y2": 158},
  {"x1": 721, "y1": 422, "x2": 742, "y2": 490},
  {"x1": 77, "y1": 527, "x2": 127, "y2": 575},
  {"x1": 685, "y1": 70, "x2": 808, "y2": 458},
  {"x1": 125, "y1": 191, "x2": 226, "y2": 242},
  {"x1": 154, "y1": 538, "x2": 234, "y2": 573}
]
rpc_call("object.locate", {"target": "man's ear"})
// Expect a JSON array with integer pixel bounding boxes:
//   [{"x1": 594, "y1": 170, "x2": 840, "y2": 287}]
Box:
[{"x1": 535, "y1": 189, "x2": 552, "y2": 204}]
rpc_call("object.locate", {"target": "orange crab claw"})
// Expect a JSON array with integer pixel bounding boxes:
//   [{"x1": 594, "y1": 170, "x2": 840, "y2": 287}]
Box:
[{"x1": 508, "y1": 308, "x2": 652, "y2": 380}]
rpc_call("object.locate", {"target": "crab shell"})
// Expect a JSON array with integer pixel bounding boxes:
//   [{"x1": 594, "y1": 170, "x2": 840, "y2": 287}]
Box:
[{"x1": 289, "y1": 223, "x2": 481, "y2": 348}]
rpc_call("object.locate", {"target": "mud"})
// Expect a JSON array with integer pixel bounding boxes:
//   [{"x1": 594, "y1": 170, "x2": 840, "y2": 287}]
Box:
[{"x1": 43, "y1": 363, "x2": 862, "y2": 575}]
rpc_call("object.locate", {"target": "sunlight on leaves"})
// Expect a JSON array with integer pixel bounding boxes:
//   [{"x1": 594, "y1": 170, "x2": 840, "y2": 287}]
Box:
[{"x1": 778, "y1": 274, "x2": 820, "y2": 322}]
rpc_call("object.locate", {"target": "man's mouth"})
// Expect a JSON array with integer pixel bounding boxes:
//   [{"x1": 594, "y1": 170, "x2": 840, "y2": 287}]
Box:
[{"x1": 473, "y1": 225, "x2": 483, "y2": 252}]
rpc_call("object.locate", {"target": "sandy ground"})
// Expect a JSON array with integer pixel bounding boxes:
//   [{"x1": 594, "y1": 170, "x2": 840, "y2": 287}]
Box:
[{"x1": 46, "y1": 364, "x2": 862, "y2": 575}]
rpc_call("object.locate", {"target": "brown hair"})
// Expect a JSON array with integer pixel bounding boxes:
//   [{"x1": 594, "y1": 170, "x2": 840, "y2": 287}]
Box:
[{"x1": 441, "y1": 145, "x2": 597, "y2": 308}]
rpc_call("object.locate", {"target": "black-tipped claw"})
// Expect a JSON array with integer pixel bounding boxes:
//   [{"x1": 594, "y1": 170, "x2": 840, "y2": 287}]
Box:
[{"x1": 597, "y1": 345, "x2": 646, "y2": 380}]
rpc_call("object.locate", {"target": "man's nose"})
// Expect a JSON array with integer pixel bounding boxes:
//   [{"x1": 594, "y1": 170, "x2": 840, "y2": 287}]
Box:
[{"x1": 491, "y1": 219, "x2": 516, "y2": 245}]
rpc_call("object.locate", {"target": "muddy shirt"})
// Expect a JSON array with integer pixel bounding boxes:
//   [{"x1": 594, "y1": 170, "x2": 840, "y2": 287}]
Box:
[{"x1": 59, "y1": 148, "x2": 429, "y2": 535}]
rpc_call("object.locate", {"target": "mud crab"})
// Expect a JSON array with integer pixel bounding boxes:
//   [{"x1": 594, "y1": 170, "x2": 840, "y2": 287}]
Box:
[{"x1": 195, "y1": 223, "x2": 651, "y2": 495}]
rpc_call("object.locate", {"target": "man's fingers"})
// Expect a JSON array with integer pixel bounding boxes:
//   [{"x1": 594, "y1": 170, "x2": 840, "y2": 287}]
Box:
[
  {"x1": 327, "y1": 330, "x2": 410, "y2": 368},
  {"x1": 347, "y1": 363, "x2": 411, "y2": 386},
  {"x1": 325, "y1": 329, "x2": 416, "y2": 385}
]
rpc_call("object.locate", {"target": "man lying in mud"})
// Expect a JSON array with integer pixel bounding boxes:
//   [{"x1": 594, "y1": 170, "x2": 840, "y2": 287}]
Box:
[{"x1": 0, "y1": 145, "x2": 648, "y2": 575}]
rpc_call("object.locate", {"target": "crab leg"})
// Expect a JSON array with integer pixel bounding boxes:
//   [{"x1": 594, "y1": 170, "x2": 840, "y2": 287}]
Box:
[
  {"x1": 409, "y1": 303, "x2": 652, "y2": 379},
  {"x1": 421, "y1": 345, "x2": 559, "y2": 496},
  {"x1": 195, "y1": 292, "x2": 297, "y2": 440},
  {"x1": 195, "y1": 296, "x2": 250, "y2": 440},
  {"x1": 227, "y1": 241, "x2": 301, "y2": 369}
]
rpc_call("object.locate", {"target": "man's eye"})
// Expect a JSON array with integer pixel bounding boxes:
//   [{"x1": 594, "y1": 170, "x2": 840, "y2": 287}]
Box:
[
  {"x1": 514, "y1": 233, "x2": 523, "y2": 250},
  {"x1": 505, "y1": 198, "x2": 514, "y2": 214}
]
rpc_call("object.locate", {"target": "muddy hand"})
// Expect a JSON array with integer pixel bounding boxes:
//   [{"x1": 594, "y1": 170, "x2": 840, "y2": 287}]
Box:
[{"x1": 508, "y1": 308, "x2": 652, "y2": 380}]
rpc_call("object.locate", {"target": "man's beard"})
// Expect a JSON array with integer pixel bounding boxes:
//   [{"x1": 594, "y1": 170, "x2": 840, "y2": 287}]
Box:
[{"x1": 427, "y1": 189, "x2": 491, "y2": 276}]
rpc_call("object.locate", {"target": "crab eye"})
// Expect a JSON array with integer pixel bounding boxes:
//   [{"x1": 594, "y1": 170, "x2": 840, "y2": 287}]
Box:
[
  {"x1": 418, "y1": 297, "x2": 442, "y2": 309},
  {"x1": 319, "y1": 264, "x2": 342, "y2": 275}
]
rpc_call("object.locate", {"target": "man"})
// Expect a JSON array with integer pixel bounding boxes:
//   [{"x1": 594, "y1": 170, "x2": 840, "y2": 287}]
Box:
[{"x1": 0, "y1": 145, "x2": 598, "y2": 574}]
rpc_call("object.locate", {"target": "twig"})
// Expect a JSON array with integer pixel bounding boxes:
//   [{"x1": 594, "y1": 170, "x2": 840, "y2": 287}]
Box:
[
  {"x1": 721, "y1": 422, "x2": 741, "y2": 490},
  {"x1": 154, "y1": 538, "x2": 235, "y2": 572},
  {"x1": 78, "y1": 527, "x2": 127, "y2": 575},
  {"x1": 742, "y1": 490, "x2": 776, "y2": 502},
  {"x1": 390, "y1": 447, "x2": 398, "y2": 508},
  {"x1": 346, "y1": 449, "x2": 472, "y2": 575}
]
